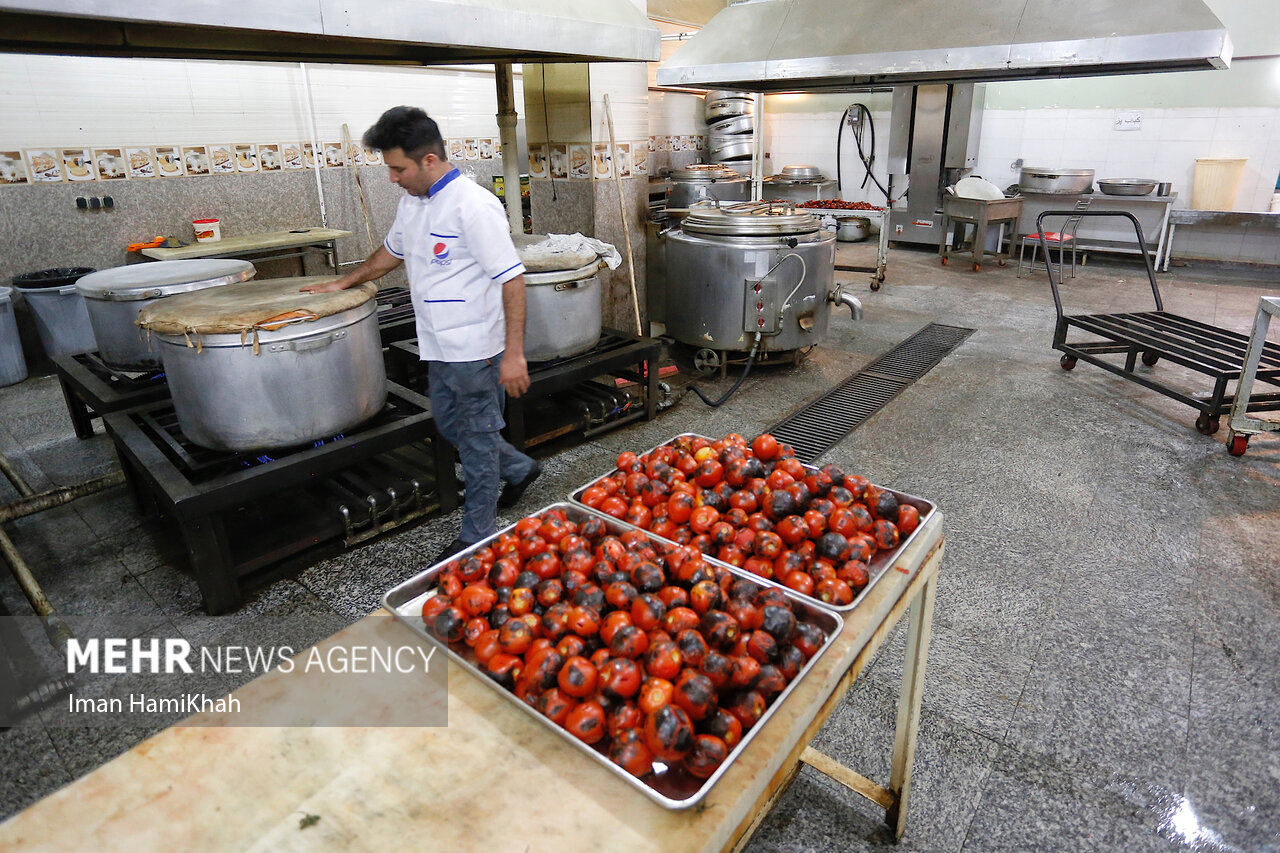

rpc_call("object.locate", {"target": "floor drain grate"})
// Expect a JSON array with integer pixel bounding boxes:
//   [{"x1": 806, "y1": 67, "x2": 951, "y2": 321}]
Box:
[{"x1": 769, "y1": 323, "x2": 975, "y2": 462}]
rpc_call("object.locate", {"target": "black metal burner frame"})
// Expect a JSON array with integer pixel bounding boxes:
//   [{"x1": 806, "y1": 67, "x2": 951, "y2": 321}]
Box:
[
  {"x1": 103, "y1": 382, "x2": 458, "y2": 614},
  {"x1": 52, "y1": 286, "x2": 421, "y2": 440},
  {"x1": 387, "y1": 329, "x2": 662, "y2": 450}
]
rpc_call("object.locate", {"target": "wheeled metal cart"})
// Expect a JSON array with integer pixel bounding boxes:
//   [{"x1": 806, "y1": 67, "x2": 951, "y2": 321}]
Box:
[
  {"x1": 938, "y1": 195, "x2": 1024, "y2": 271},
  {"x1": 1226, "y1": 296, "x2": 1280, "y2": 456},
  {"x1": 1045, "y1": 210, "x2": 1280, "y2": 442}
]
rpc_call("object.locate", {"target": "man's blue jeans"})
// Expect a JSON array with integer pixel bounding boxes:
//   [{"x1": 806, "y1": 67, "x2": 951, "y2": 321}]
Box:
[{"x1": 427, "y1": 356, "x2": 538, "y2": 543}]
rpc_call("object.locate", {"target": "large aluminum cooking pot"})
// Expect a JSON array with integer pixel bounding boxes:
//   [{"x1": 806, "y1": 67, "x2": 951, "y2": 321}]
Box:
[
  {"x1": 512, "y1": 234, "x2": 604, "y2": 361},
  {"x1": 75, "y1": 259, "x2": 255, "y2": 369},
  {"x1": 664, "y1": 206, "x2": 850, "y2": 354},
  {"x1": 667, "y1": 164, "x2": 751, "y2": 208},
  {"x1": 708, "y1": 115, "x2": 754, "y2": 136},
  {"x1": 1018, "y1": 167, "x2": 1095, "y2": 195},
  {"x1": 137, "y1": 277, "x2": 385, "y2": 451},
  {"x1": 762, "y1": 165, "x2": 836, "y2": 204},
  {"x1": 708, "y1": 136, "x2": 754, "y2": 162},
  {"x1": 704, "y1": 97, "x2": 754, "y2": 122},
  {"x1": 523, "y1": 263, "x2": 602, "y2": 362}
]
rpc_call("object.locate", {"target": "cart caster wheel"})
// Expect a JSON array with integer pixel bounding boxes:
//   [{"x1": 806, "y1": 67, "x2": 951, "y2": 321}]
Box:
[
  {"x1": 693, "y1": 348, "x2": 722, "y2": 377},
  {"x1": 940, "y1": 257, "x2": 948, "y2": 266},
  {"x1": 870, "y1": 280, "x2": 882, "y2": 292},
  {"x1": 1227, "y1": 431, "x2": 1249, "y2": 457},
  {"x1": 1059, "y1": 355, "x2": 1077, "y2": 371},
  {"x1": 1141, "y1": 351, "x2": 1160, "y2": 367},
  {"x1": 1195, "y1": 414, "x2": 1221, "y2": 436},
  {"x1": 998, "y1": 259, "x2": 1007, "y2": 267},
  {"x1": 973, "y1": 263, "x2": 981, "y2": 272}
]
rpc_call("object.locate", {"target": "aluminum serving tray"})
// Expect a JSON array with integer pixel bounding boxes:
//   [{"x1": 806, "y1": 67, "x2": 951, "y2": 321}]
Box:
[
  {"x1": 383, "y1": 501, "x2": 843, "y2": 811},
  {"x1": 569, "y1": 433, "x2": 937, "y2": 613}
]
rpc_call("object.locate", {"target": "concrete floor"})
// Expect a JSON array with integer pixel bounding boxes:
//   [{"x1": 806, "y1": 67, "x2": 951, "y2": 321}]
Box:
[{"x1": 0, "y1": 241, "x2": 1277, "y2": 851}]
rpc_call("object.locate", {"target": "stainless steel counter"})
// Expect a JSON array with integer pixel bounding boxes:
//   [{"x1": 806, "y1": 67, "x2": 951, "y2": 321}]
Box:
[
  {"x1": 1017, "y1": 192, "x2": 1177, "y2": 268},
  {"x1": 1163, "y1": 209, "x2": 1280, "y2": 271}
]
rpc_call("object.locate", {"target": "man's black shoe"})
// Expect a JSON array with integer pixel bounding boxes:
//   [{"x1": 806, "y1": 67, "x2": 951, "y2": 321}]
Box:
[
  {"x1": 498, "y1": 462, "x2": 543, "y2": 508},
  {"x1": 430, "y1": 538, "x2": 472, "y2": 566}
]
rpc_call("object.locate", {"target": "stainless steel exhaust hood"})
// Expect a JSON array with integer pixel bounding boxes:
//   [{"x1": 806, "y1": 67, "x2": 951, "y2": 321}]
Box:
[
  {"x1": 0, "y1": 0, "x2": 660, "y2": 64},
  {"x1": 656, "y1": 0, "x2": 1232, "y2": 91}
]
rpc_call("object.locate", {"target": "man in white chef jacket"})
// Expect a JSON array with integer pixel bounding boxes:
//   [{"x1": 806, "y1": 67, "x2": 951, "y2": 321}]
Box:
[{"x1": 303, "y1": 106, "x2": 541, "y2": 563}]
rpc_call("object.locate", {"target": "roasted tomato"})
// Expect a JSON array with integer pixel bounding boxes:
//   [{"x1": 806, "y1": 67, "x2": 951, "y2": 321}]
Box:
[
  {"x1": 760, "y1": 605, "x2": 797, "y2": 644},
  {"x1": 472, "y1": 629, "x2": 502, "y2": 666},
  {"x1": 607, "y1": 700, "x2": 645, "y2": 739},
  {"x1": 609, "y1": 624, "x2": 650, "y2": 660},
  {"x1": 754, "y1": 664, "x2": 787, "y2": 699},
  {"x1": 837, "y1": 560, "x2": 870, "y2": 591},
  {"x1": 536, "y1": 687, "x2": 576, "y2": 725},
  {"x1": 525, "y1": 648, "x2": 566, "y2": 691},
  {"x1": 507, "y1": 587, "x2": 537, "y2": 617},
  {"x1": 600, "y1": 610, "x2": 633, "y2": 645},
  {"x1": 701, "y1": 706, "x2": 743, "y2": 749},
  {"x1": 630, "y1": 560, "x2": 665, "y2": 593},
  {"x1": 555, "y1": 633, "x2": 587, "y2": 659},
  {"x1": 816, "y1": 577, "x2": 855, "y2": 606},
  {"x1": 688, "y1": 580, "x2": 725, "y2": 615},
  {"x1": 637, "y1": 638, "x2": 679, "y2": 678},
  {"x1": 599, "y1": 657, "x2": 643, "y2": 700},
  {"x1": 485, "y1": 653, "x2": 524, "y2": 690},
  {"x1": 534, "y1": 578, "x2": 564, "y2": 608},
  {"x1": 729, "y1": 655, "x2": 761, "y2": 689},
  {"x1": 566, "y1": 605, "x2": 602, "y2": 638},
  {"x1": 751, "y1": 433, "x2": 780, "y2": 461},
  {"x1": 791, "y1": 622, "x2": 826, "y2": 660},
  {"x1": 689, "y1": 505, "x2": 720, "y2": 534},
  {"x1": 540, "y1": 602, "x2": 571, "y2": 641},
  {"x1": 683, "y1": 734, "x2": 729, "y2": 779},
  {"x1": 897, "y1": 504, "x2": 920, "y2": 535},
  {"x1": 675, "y1": 628, "x2": 710, "y2": 669},
  {"x1": 609, "y1": 728, "x2": 654, "y2": 777},
  {"x1": 782, "y1": 570, "x2": 815, "y2": 597},
  {"x1": 462, "y1": 617, "x2": 490, "y2": 647},
  {"x1": 725, "y1": 689, "x2": 767, "y2": 730},
  {"x1": 497, "y1": 618, "x2": 535, "y2": 655},
  {"x1": 638, "y1": 676, "x2": 675, "y2": 714},
  {"x1": 566, "y1": 700, "x2": 607, "y2": 744},
  {"x1": 672, "y1": 669, "x2": 717, "y2": 721},
  {"x1": 431, "y1": 605, "x2": 467, "y2": 644},
  {"x1": 746, "y1": 629, "x2": 779, "y2": 663},
  {"x1": 873, "y1": 519, "x2": 900, "y2": 551},
  {"x1": 557, "y1": 655, "x2": 598, "y2": 698},
  {"x1": 776, "y1": 644, "x2": 806, "y2": 681},
  {"x1": 421, "y1": 594, "x2": 452, "y2": 629},
  {"x1": 644, "y1": 704, "x2": 695, "y2": 762},
  {"x1": 631, "y1": 593, "x2": 667, "y2": 632},
  {"x1": 700, "y1": 610, "x2": 740, "y2": 650},
  {"x1": 668, "y1": 491, "x2": 695, "y2": 524},
  {"x1": 699, "y1": 650, "x2": 735, "y2": 689},
  {"x1": 663, "y1": 606, "x2": 701, "y2": 635}
]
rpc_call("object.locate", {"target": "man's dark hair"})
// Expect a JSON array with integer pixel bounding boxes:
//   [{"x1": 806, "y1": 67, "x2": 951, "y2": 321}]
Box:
[{"x1": 363, "y1": 106, "x2": 448, "y2": 161}]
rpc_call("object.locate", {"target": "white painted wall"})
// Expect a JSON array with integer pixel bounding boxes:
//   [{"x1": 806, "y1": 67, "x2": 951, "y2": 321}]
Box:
[{"x1": 0, "y1": 53, "x2": 523, "y2": 157}]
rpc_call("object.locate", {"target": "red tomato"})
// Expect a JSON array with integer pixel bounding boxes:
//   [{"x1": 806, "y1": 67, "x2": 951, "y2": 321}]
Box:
[
  {"x1": 566, "y1": 701, "x2": 607, "y2": 744},
  {"x1": 751, "y1": 433, "x2": 780, "y2": 461},
  {"x1": 558, "y1": 655, "x2": 598, "y2": 698},
  {"x1": 599, "y1": 657, "x2": 643, "y2": 699},
  {"x1": 897, "y1": 504, "x2": 920, "y2": 535},
  {"x1": 599, "y1": 495, "x2": 629, "y2": 519},
  {"x1": 783, "y1": 569, "x2": 815, "y2": 597},
  {"x1": 689, "y1": 505, "x2": 720, "y2": 534},
  {"x1": 638, "y1": 677, "x2": 674, "y2": 714}
]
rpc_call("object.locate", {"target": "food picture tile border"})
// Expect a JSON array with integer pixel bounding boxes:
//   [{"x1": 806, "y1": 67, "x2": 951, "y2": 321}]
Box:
[{"x1": 0, "y1": 137, "x2": 500, "y2": 185}]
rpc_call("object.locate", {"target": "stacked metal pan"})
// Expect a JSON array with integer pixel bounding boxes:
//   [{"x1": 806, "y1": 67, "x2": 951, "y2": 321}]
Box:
[{"x1": 704, "y1": 89, "x2": 754, "y2": 164}]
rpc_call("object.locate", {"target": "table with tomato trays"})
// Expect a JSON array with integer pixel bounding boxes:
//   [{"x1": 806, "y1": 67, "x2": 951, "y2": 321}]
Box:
[
  {"x1": 800, "y1": 201, "x2": 890, "y2": 290},
  {"x1": 0, "y1": 512, "x2": 945, "y2": 851}
]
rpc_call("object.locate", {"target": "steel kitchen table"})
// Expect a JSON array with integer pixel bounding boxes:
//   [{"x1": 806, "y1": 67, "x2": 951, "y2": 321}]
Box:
[
  {"x1": 139, "y1": 227, "x2": 351, "y2": 275},
  {"x1": 1017, "y1": 192, "x2": 1176, "y2": 267},
  {"x1": 1162, "y1": 209, "x2": 1280, "y2": 271},
  {"x1": 938, "y1": 195, "x2": 1024, "y2": 271},
  {"x1": 0, "y1": 511, "x2": 946, "y2": 851}
]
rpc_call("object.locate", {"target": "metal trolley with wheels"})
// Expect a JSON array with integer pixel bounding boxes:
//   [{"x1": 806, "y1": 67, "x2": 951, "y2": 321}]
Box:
[{"x1": 1044, "y1": 210, "x2": 1280, "y2": 443}]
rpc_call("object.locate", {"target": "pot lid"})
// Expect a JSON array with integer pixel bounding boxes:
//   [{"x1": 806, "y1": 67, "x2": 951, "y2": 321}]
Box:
[
  {"x1": 137, "y1": 278, "x2": 376, "y2": 337},
  {"x1": 76, "y1": 259, "x2": 255, "y2": 301},
  {"x1": 780, "y1": 165, "x2": 823, "y2": 180},
  {"x1": 681, "y1": 203, "x2": 822, "y2": 237},
  {"x1": 670, "y1": 164, "x2": 745, "y2": 182}
]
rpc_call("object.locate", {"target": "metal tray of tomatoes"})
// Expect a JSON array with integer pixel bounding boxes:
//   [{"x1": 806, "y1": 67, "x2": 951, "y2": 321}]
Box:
[
  {"x1": 382, "y1": 501, "x2": 843, "y2": 811},
  {"x1": 568, "y1": 433, "x2": 937, "y2": 613}
]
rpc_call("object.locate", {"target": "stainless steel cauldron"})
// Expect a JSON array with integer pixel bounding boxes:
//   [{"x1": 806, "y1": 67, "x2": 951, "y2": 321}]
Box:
[
  {"x1": 524, "y1": 262, "x2": 603, "y2": 362},
  {"x1": 663, "y1": 206, "x2": 859, "y2": 354},
  {"x1": 76, "y1": 259, "x2": 255, "y2": 369},
  {"x1": 667, "y1": 164, "x2": 751, "y2": 209},
  {"x1": 140, "y1": 279, "x2": 385, "y2": 451}
]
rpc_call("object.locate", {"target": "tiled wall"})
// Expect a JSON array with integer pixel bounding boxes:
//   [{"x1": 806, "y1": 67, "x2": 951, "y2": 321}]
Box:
[{"x1": 760, "y1": 90, "x2": 1280, "y2": 264}]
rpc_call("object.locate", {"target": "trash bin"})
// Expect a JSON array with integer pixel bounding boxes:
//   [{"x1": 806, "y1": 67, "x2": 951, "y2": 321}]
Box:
[
  {"x1": 0, "y1": 286, "x2": 27, "y2": 386},
  {"x1": 1191, "y1": 158, "x2": 1247, "y2": 211},
  {"x1": 11, "y1": 267, "x2": 97, "y2": 358}
]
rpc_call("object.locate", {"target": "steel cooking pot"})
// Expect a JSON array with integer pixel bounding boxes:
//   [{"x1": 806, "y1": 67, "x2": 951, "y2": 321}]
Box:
[
  {"x1": 707, "y1": 115, "x2": 754, "y2": 136},
  {"x1": 836, "y1": 216, "x2": 870, "y2": 242},
  {"x1": 137, "y1": 278, "x2": 385, "y2": 451},
  {"x1": 523, "y1": 263, "x2": 603, "y2": 362},
  {"x1": 1018, "y1": 167, "x2": 1095, "y2": 195},
  {"x1": 704, "y1": 97, "x2": 755, "y2": 122},
  {"x1": 76, "y1": 259, "x2": 255, "y2": 369},
  {"x1": 708, "y1": 136, "x2": 754, "y2": 162},
  {"x1": 1097, "y1": 178, "x2": 1158, "y2": 196},
  {"x1": 664, "y1": 206, "x2": 855, "y2": 354},
  {"x1": 667, "y1": 164, "x2": 751, "y2": 208}
]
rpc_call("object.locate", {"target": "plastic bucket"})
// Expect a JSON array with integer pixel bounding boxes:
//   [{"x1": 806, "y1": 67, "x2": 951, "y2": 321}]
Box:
[
  {"x1": 0, "y1": 286, "x2": 27, "y2": 386},
  {"x1": 1191, "y1": 158, "x2": 1247, "y2": 210},
  {"x1": 11, "y1": 267, "x2": 98, "y2": 358},
  {"x1": 192, "y1": 218, "x2": 221, "y2": 242}
]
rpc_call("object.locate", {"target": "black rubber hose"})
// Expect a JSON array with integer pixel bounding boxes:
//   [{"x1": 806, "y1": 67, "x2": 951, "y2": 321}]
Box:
[{"x1": 688, "y1": 336, "x2": 762, "y2": 407}]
